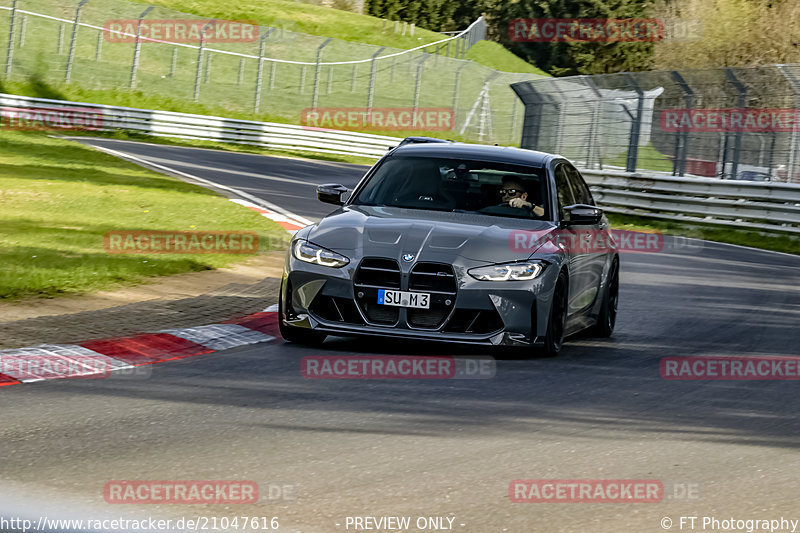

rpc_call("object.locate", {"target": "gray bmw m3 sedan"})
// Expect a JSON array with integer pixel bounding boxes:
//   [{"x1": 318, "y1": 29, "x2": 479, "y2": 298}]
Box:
[{"x1": 279, "y1": 142, "x2": 619, "y2": 356}]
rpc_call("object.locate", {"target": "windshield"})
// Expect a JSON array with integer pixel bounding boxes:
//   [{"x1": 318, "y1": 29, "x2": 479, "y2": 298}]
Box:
[{"x1": 351, "y1": 155, "x2": 550, "y2": 220}]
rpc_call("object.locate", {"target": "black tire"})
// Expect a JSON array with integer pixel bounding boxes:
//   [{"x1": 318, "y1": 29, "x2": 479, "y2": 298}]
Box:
[
  {"x1": 539, "y1": 271, "x2": 568, "y2": 357},
  {"x1": 278, "y1": 280, "x2": 327, "y2": 346},
  {"x1": 592, "y1": 258, "x2": 619, "y2": 338}
]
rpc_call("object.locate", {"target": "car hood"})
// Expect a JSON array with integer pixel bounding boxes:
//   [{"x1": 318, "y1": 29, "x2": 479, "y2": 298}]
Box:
[{"x1": 304, "y1": 205, "x2": 557, "y2": 264}]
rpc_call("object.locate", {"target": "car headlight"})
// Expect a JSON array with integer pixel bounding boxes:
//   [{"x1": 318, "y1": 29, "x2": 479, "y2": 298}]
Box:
[
  {"x1": 293, "y1": 240, "x2": 349, "y2": 268},
  {"x1": 468, "y1": 261, "x2": 545, "y2": 281}
]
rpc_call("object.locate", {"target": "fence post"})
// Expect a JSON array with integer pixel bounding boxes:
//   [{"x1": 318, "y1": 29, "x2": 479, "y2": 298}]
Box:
[
  {"x1": 452, "y1": 62, "x2": 468, "y2": 124},
  {"x1": 367, "y1": 47, "x2": 386, "y2": 113},
  {"x1": 193, "y1": 19, "x2": 216, "y2": 102},
  {"x1": 18, "y1": 15, "x2": 26, "y2": 48},
  {"x1": 412, "y1": 54, "x2": 430, "y2": 115},
  {"x1": 95, "y1": 30, "x2": 103, "y2": 61},
  {"x1": 583, "y1": 77, "x2": 604, "y2": 169},
  {"x1": 58, "y1": 24, "x2": 65, "y2": 55},
  {"x1": 254, "y1": 29, "x2": 273, "y2": 113},
  {"x1": 326, "y1": 66, "x2": 333, "y2": 95},
  {"x1": 237, "y1": 58, "x2": 245, "y2": 85},
  {"x1": 4, "y1": 0, "x2": 17, "y2": 76},
  {"x1": 169, "y1": 47, "x2": 177, "y2": 77},
  {"x1": 625, "y1": 73, "x2": 644, "y2": 173},
  {"x1": 312, "y1": 38, "x2": 332, "y2": 109},
  {"x1": 300, "y1": 65, "x2": 307, "y2": 94},
  {"x1": 670, "y1": 71, "x2": 694, "y2": 176},
  {"x1": 65, "y1": 0, "x2": 90, "y2": 83},
  {"x1": 128, "y1": 5, "x2": 152, "y2": 88},
  {"x1": 724, "y1": 68, "x2": 747, "y2": 180},
  {"x1": 778, "y1": 65, "x2": 800, "y2": 183}
]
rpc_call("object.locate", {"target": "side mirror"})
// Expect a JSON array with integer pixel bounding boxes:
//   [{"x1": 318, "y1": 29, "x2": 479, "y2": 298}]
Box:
[
  {"x1": 562, "y1": 204, "x2": 603, "y2": 226},
  {"x1": 317, "y1": 183, "x2": 349, "y2": 205}
]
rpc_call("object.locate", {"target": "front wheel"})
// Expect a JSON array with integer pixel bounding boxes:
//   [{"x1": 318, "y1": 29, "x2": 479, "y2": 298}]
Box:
[
  {"x1": 591, "y1": 258, "x2": 619, "y2": 338},
  {"x1": 538, "y1": 271, "x2": 568, "y2": 357}
]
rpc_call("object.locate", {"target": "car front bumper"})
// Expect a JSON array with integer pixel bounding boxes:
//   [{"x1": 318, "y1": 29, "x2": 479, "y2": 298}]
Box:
[{"x1": 281, "y1": 252, "x2": 562, "y2": 347}]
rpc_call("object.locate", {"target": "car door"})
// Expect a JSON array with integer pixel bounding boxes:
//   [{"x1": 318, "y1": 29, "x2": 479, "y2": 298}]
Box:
[
  {"x1": 564, "y1": 163, "x2": 608, "y2": 317},
  {"x1": 551, "y1": 161, "x2": 593, "y2": 321}
]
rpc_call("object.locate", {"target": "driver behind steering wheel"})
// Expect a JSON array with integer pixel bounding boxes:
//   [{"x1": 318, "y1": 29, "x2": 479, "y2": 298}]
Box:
[{"x1": 496, "y1": 176, "x2": 545, "y2": 217}]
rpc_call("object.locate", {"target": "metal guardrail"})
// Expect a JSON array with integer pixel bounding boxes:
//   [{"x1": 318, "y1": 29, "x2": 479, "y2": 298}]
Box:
[
  {"x1": 2, "y1": 93, "x2": 798, "y2": 234},
  {"x1": 0, "y1": 92, "x2": 400, "y2": 157},
  {"x1": 582, "y1": 169, "x2": 800, "y2": 234}
]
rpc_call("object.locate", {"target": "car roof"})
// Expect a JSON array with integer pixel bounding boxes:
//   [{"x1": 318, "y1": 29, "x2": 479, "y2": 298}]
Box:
[{"x1": 389, "y1": 142, "x2": 557, "y2": 168}]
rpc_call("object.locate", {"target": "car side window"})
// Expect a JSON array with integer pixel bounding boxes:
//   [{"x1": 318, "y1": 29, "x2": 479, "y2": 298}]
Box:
[
  {"x1": 554, "y1": 164, "x2": 576, "y2": 216},
  {"x1": 565, "y1": 165, "x2": 594, "y2": 206}
]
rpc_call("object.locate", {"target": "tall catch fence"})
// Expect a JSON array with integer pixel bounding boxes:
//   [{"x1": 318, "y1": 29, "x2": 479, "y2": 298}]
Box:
[
  {"x1": 0, "y1": 0, "x2": 542, "y2": 145},
  {"x1": 512, "y1": 65, "x2": 800, "y2": 184}
]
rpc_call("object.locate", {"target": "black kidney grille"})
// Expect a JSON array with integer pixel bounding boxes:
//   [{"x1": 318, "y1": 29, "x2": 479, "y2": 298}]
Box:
[
  {"x1": 354, "y1": 258, "x2": 401, "y2": 289},
  {"x1": 407, "y1": 263, "x2": 456, "y2": 329},
  {"x1": 354, "y1": 258, "x2": 401, "y2": 325}
]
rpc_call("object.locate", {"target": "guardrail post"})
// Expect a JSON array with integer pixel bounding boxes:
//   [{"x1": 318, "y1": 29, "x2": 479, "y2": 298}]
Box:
[
  {"x1": 312, "y1": 38, "x2": 332, "y2": 109},
  {"x1": 4, "y1": 0, "x2": 17, "y2": 76},
  {"x1": 366, "y1": 47, "x2": 385, "y2": 114},
  {"x1": 625, "y1": 73, "x2": 644, "y2": 173},
  {"x1": 253, "y1": 29, "x2": 274, "y2": 113},
  {"x1": 670, "y1": 71, "x2": 694, "y2": 177},
  {"x1": 193, "y1": 20, "x2": 216, "y2": 102},
  {"x1": 128, "y1": 5, "x2": 152, "y2": 88},
  {"x1": 724, "y1": 68, "x2": 747, "y2": 180}
]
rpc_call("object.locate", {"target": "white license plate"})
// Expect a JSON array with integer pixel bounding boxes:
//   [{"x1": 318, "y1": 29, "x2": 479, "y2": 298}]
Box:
[{"x1": 377, "y1": 289, "x2": 430, "y2": 309}]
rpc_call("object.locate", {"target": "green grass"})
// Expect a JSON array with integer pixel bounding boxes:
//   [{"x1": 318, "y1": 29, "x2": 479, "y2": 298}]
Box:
[
  {"x1": 0, "y1": 131, "x2": 290, "y2": 300},
  {"x1": 132, "y1": 0, "x2": 447, "y2": 50},
  {"x1": 0, "y1": 0, "x2": 544, "y2": 147},
  {"x1": 465, "y1": 41, "x2": 547, "y2": 76},
  {"x1": 607, "y1": 213, "x2": 800, "y2": 255},
  {"x1": 607, "y1": 143, "x2": 674, "y2": 173}
]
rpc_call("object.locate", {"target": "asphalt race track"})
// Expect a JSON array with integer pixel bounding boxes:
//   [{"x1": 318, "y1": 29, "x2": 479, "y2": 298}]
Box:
[{"x1": 1, "y1": 139, "x2": 799, "y2": 533}]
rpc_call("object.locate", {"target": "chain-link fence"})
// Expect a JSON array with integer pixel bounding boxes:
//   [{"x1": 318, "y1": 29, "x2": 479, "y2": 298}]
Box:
[
  {"x1": 0, "y1": 0, "x2": 542, "y2": 145},
  {"x1": 512, "y1": 65, "x2": 800, "y2": 183}
]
